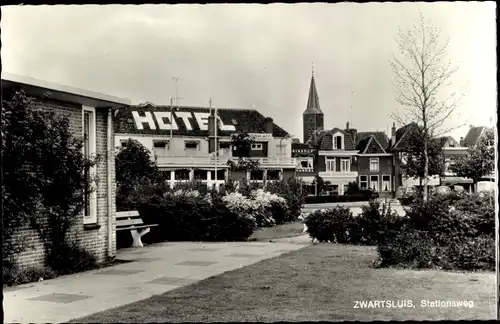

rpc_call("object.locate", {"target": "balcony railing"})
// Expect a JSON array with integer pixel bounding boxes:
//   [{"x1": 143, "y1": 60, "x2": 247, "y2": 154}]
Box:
[
  {"x1": 297, "y1": 167, "x2": 314, "y2": 172},
  {"x1": 156, "y1": 155, "x2": 297, "y2": 168},
  {"x1": 318, "y1": 171, "x2": 358, "y2": 178}
]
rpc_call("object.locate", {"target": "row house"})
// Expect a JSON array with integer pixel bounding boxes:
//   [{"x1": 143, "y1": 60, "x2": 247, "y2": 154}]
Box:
[
  {"x1": 113, "y1": 103, "x2": 297, "y2": 189},
  {"x1": 293, "y1": 122, "x2": 395, "y2": 197}
]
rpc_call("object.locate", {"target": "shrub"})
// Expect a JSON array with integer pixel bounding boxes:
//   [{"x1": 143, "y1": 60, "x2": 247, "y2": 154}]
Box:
[
  {"x1": 304, "y1": 190, "x2": 378, "y2": 204},
  {"x1": 349, "y1": 199, "x2": 408, "y2": 245},
  {"x1": 444, "y1": 236, "x2": 495, "y2": 271},
  {"x1": 266, "y1": 178, "x2": 306, "y2": 222},
  {"x1": 304, "y1": 207, "x2": 355, "y2": 243},
  {"x1": 2, "y1": 90, "x2": 100, "y2": 279},
  {"x1": 3, "y1": 265, "x2": 57, "y2": 287},
  {"x1": 376, "y1": 228, "x2": 440, "y2": 269},
  {"x1": 139, "y1": 189, "x2": 256, "y2": 242}
]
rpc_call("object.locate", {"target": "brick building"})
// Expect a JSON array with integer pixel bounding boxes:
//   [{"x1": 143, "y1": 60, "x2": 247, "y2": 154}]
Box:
[
  {"x1": 2, "y1": 73, "x2": 130, "y2": 267},
  {"x1": 114, "y1": 103, "x2": 297, "y2": 189}
]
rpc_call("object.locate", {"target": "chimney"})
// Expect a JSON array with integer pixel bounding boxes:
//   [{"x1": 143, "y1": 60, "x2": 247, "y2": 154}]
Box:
[
  {"x1": 459, "y1": 137, "x2": 464, "y2": 146},
  {"x1": 346, "y1": 122, "x2": 350, "y2": 130},
  {"x1": 391, "y1": 122, "x2": 396, "y2": 146},
  {"x1": 208, "y1": 114, "x2": 216, "y2": 153},
  {"x1": 265, "y1": 117, "x2": 274, "y2": 134}
]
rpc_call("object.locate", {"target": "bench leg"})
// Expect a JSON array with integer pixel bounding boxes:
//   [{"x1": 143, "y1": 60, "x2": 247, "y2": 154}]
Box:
[{"x1": 130, "y1": 228, "x2": 150, "y2": 248}]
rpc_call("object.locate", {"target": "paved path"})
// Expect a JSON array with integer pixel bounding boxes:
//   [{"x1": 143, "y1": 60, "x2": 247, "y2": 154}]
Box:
[{"x1": 4, "y1": 239, "x2": 310, "y2": 324}]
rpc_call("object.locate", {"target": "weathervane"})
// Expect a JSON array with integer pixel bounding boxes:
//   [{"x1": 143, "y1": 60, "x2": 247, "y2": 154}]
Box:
[{"x1": 312, "y1": 62, "x2": 314, "y2": 76}]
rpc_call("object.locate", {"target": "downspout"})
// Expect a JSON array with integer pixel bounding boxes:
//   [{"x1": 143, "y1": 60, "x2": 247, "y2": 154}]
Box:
[{"x1": 107, "y1": 108, "x2": 114, "y2": 259}]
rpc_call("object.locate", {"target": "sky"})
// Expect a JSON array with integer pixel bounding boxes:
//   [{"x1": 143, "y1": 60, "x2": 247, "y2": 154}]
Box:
[{"x1": 2, "y1": 2, "x2": 497, "y2": 142}]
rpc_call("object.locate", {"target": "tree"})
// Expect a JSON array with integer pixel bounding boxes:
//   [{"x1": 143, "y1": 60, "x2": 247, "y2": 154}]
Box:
[
  {"x1": 2, "y1": 90, "x2": 100, "y2": 273},
  {"x1": 400, "y1": 129, "x2": 445, "y2": 185},
  {"x1": 390, "y1": 13, "x2": 464, "y2": 201},
  {"x1": 115, "y1": 139, "x2": 162, "y2": 210},
  {"x1": 227, "y1": 132, "x2": 260, "y2": 187},
  {"x1": 451, "y1": 129, "x2": 494, "y2": 192}
]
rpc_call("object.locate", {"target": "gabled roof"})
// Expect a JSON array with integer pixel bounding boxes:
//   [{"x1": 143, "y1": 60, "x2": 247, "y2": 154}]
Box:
[
  {"x1": 306, "y1": 127, "x2": 356, "y2": 151},
  {"x1": 356, "y1": 135, "x2": 387, "y2": 154},
  {"x1": 438, "y1": 136, "x2": 459, "y2": 148},
  {"x1": 114, "y1": 104, "x2": 289, "y2": 137},
  {"x1": 390, "y1": 122, "x2": 420, "y2": 151},
  {"x1": 462, "y1": 126, "x2": 491, "y2": 147},
  {"x1": 356, "y1": 131, "x2": 389, "y2": 149},
  {"x1": 303, "y1": 74, "x2": 323, "y2": 115}
]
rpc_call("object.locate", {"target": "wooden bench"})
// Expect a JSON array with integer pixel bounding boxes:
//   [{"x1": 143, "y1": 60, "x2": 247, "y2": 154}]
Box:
[{"x1": 116, "y1": 211, "x2": 159, "y2": 248}]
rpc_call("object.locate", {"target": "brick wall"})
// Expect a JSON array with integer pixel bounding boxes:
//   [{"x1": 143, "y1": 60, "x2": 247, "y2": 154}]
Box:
[
  {"x1": 12, "y1": 98, "x2": 116, "y2": 268},
  {"x1": 358, "y1": 155, "x2": 394, "y2": 197}
]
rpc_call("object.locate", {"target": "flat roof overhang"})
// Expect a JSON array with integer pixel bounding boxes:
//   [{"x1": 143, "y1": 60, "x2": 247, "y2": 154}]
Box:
[{"x1": 1, "y1": 72, "x2": 131, "y2": 109}]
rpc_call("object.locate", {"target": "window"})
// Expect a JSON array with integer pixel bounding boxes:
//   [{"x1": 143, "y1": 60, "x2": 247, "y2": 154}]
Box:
[
  {"x1": 326, "y1": 158, "x2": 336, "y2": 172},
  {"x1": 250, "y1": 170, "x2": 264, "y2": 181},
  {"x1": 299, "y1": 157, "x2": 313, "y2": 169},
  {"x1": 359, "y1": 175, "x2": 368, "y2": 189},
  {"x1": 83, "y1": 106, "x2": 97, "y2": 224},
  {"x1": 194, "y1": 169, "x2": 208, "y2": 181},
  {"x1": 210, "y1": 170, "x2": 225, "y2": 180},
  {"x1": 185, "y1": 141, "x2": 199, "y2": 149},
  {"x1": 341, "y1": 158, "x2": 350, "y2": 172},
  {"x1": 370, "y1": 175, "x2": 379, "y2": 192},
  {"x1": 153, "y1": 140, "x2": 168, "y2": 157},
  {"x1": 333, "y1": 135, "x2": 342, "y2": 149},
  {"x1": 267, "y1": 170, "x2": 281, "y2": 181},
  {"x1": 251, "y1": 143, "x2": 263, "y2": 150},
  {"x1": 120, "y1": 140, "x2": 127, "y2": 148},
  {"x1": 382, "y1": 175, "x2": 391, "y2": 192},
  {"x1": 370, "y1": 158, "x2": 379, "y2": 172},
  {"x1": 175, "y1": 170, "x2": 190, "y2": 180}
]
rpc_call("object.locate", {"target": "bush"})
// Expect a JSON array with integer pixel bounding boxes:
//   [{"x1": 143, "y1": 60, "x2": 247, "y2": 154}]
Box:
[
  {"x1": 304, "y1": 207, "x2": 355, "y2": 243},
  {"x1": 376, "y1": 228, "x2": 440, "y2": 269},
  {"x1": 3, "y1": 265, "x2": 57, "y2": 287},
  {"x1": 445, "y1": 236, "x2": 495, "y2": 271},
  {"x1": 266, "y1": 178, "x2": 306, "y2": 222},
  {"x1": 349, "y1": 199, "x2": 408, "y2": 245},
  {"x1": 139, "y1": 190, "x2": 256, "y2": 242},
  {"x1": 304, "y1": 190, "x2": 378, "y2": 204}
]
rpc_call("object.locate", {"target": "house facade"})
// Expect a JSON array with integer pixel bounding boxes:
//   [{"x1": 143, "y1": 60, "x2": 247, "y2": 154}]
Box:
[
  {"x1": 114, "y1": 103, "x2": 297, "y2": 189},
  {"x1": 2, "y1": 72, "x2": 130, "y2": 267}
]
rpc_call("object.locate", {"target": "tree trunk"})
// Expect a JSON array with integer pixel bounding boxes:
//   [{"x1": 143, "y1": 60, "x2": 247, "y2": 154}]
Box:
[{"x1": 423, "y1": 137, "x2": 429, "y2": 202}]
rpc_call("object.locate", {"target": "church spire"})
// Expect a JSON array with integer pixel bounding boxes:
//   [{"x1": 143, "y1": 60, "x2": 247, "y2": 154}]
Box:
[{"x1": 303, "y1": 68, "x2": 322, "y2": 115}]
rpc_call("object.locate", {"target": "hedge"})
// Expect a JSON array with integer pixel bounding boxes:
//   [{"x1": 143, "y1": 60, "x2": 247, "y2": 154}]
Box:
[{"x1": 304, "y1": 191, "x2": 379, "y2": 204}]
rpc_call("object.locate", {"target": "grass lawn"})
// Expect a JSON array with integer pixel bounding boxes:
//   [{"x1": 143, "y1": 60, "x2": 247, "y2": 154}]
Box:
[
  {"x1": 250, "y1": 221, "x2": 305, "y2": 241},
  {"x1": 71, "y1": 244, "x2": 495, "y2": 322}
]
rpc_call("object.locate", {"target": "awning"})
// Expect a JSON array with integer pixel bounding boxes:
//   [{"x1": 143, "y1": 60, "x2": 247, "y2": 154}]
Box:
[{"x1": 441, "y1": 177, "x2": 473, "y2": 185}]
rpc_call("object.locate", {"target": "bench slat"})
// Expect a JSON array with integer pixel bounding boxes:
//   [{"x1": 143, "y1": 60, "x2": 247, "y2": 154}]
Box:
[
  {"x1": 116, "y1": 210, "x2": 140, "y2": 218},
  {"x1": 117, "y1": 218, "x2": 144, "y2": 227},
  {"x1": 116, "y1": 224, "x2": 159, "y2": 231}
]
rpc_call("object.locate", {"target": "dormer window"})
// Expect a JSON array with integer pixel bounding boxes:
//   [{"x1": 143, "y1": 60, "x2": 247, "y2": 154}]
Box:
[
  {"x1": 185, "y1": 140, "x2": 199, "y2": 150},
  {"x1": 333, "y1": 135, "x2": 342, "y2": 149}
]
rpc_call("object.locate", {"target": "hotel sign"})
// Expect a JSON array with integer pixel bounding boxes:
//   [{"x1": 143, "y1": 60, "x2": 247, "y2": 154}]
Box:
[{"x1": 131, "y1": 111, "x2": 236, "y2": 132}]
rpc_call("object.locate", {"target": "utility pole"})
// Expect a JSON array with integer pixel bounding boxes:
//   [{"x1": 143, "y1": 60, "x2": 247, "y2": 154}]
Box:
[
  {"x1": 172, "y1": 77, "x2": 183, "y2": 106},
  {"x1": 169, "y1": 97, "x2": 174, "y2": 140},
  {"x1": 170, "y1": 77, "x2": 184, "y2": 140},
  {"x1": 211, "y1": 98, "x2": 219, "y2": 191}
]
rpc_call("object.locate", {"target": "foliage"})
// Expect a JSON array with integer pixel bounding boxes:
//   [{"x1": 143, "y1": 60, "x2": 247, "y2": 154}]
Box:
[
  {"x1": 116, "y1": 139, "x2": 163, "y2": 211},
  {"x1": 139, "y1": 190, "x2": 256, "y2": 242},
  {"x1": 2, "y1": 90, "x2": 99, "y2": 275},
  {"x1": 376, "y1": 229, "x2": 438, "y2": 269},
  {"x1": 227, "y1": 132, "x2": 261, "y2": 173},
  {"x1": 3, "y1": 265, "x2": 57, "y2": 287},
  {"x1": 311, "y1": 175, "x2": 326, "y2": 195},
  {"x1": 304, "y1": 207, "x2": 355, "y2": 243},
  {"x1": 377, "y1": 192, "x2": 495, "y2": 271},
  {"x1": 400, "y1": 130, "x2": 445, "y2": 182},
  {"x1": 45, "y1": 242, "x2": 98, "y2": 275},
  {"x1": 265, "y1": 178, "x2": 306, "y2": 222},
  {"x1": 304, "y1": 190, "x2": 378, "y2": 204},
  {"x1": 344, "y1": 181, "x2": 360, "y2": 195},
  {"x1": 227, "y1": 157, "x2": 260, "y2": 172},
  {"x1": 451, "y1": 129, "x2": 495, "y2": 186},
  {"x1": 390, "y1": 14, "x2": 463, "y2": 202},
  {"x1": 348, "y1": 199, "x2": 409, "y2": 245}
]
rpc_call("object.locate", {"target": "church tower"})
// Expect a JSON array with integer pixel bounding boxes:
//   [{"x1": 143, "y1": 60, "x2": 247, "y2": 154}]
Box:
[{"x1": 302, "y1": 68, "x2": 324, "y2": 143}]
